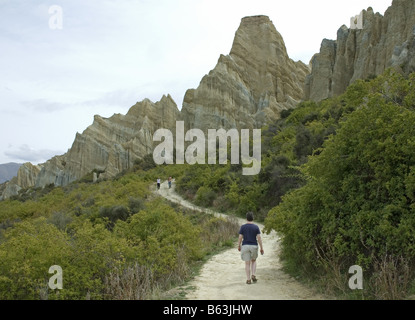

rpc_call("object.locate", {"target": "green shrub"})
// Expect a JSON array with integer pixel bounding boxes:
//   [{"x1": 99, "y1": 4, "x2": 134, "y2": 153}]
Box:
[
  {"x1": 99, "y1": 206, "x2": 130, "y2": 222},
  {"x1": 128, "y1": 197, "x2": 145, "y2": 214},
  {"x1": 114, "y1": 199, "x2": 203, "y2": 279},
  {"x1": 194, "y1": 186, "x2": 216, "y2": 207},
  {"x1": 265, "y1": 70, "x2": 415, "y2": 298},
  {"x1": 48, "y1": 211, "x2": 73, "y2": 231}
]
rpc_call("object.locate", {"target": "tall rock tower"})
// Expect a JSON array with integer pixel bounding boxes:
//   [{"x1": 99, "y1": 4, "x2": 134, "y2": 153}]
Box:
[{"x1": 180, "y1": 15, "x2": 310, "y2": 132}]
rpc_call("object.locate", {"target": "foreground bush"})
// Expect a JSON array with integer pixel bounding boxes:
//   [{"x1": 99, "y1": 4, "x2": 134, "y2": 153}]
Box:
[
  {"x1": 265, "y1": 71, "x2": 415, "y2": 299},
  {"x1": 0, "y1": 187, "x2": 238, "y2": 300}
]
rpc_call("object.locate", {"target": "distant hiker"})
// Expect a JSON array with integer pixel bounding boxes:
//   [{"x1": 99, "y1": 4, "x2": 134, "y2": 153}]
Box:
[
  {"x1": 168, "y1": 176, "x2": 172, "y2": 189},
  {"x1": 157, "y1": 178, "x2": 161, "y2": 190},
  {"x1": 238, "y1": 211, "x2": 264, "y2": 284}
]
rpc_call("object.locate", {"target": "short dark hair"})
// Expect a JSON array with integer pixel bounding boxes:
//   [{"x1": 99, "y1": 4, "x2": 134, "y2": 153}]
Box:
[{"x1": 246, "y1": 212, "x2": 254, "y2": 222}]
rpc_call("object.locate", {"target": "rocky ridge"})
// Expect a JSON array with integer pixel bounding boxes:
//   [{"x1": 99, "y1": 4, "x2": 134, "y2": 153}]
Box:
[
  {"x1": 305, "y1": 0, "x2": 415, "y2": 101},
  {"x1": 1, "y1": 15, "x2": 308, "y2": 199},
  {"x1": 3, "y1": 0, "x2": 415, "y2": 199},
  {"x1": 1, "y1": 95, "x2": 179, "y2": 199}
]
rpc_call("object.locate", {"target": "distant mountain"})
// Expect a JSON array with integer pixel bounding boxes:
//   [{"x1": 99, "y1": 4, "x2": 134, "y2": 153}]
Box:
[{"x1": 0, "y1": 163, "x2": 22, "y2": 184}]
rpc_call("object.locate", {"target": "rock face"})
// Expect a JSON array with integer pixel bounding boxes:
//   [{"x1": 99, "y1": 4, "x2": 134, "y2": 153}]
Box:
[
  {"x1": 305, "y1": 0, "x2": 415, "y2": 101},
  {"x1": 32, "y1": 94, "x2": 180, "y2": 187},
  {"x1": 0, "y1": 162, "x2": 40, "y2": 200},
  {"x1": 181, "y1": 15, "x2": 309, "y2": 132},
  {"x1": 4, "y1": 1, "x2": 415, "y2": 199},
  {"x1": 0, "y1": 95, "x2": 179, "y2": 198},
  {"x1": 1, "y1": 15, "x2": 309, "y2": 199}
]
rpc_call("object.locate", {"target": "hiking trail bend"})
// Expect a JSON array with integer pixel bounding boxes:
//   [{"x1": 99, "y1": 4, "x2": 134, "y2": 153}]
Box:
[{"x1": 156, "y1": 180, "x2": 325, "y2": 300}]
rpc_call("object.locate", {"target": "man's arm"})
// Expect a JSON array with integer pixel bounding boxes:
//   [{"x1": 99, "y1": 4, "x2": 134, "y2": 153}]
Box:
[
  {"x1": 257, "y1": 234, "x2": 264, "y2": 255},
  {"x1": 238, "y1": 234, "x2": 243, "y2": 252}
]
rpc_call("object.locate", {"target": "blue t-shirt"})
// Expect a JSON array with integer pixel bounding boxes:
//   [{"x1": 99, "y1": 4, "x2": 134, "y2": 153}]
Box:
[{"x1": 239, "y1": 223, "x2": 261, "y2": 246}]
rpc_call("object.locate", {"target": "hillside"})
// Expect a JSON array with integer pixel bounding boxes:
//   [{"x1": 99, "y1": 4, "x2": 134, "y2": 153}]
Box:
[
  {"x1": 5, "y1": 1, "x2": 415, "y2": 201},
  {"x1": 0, "y1": 163, "x2": 241, "y2": 300},
  {"x1": 0, "y1": 15, "x2": 308, "y2": 200},
  {"x1": 174, "y1": 69, "x2": 415, "y2": 299},
  {"x1": 2, "y1": 0, "x2": 415, "y2": 301},
  {"x1": 3, "y1": 69, "x2": 415, "y2": 300}
]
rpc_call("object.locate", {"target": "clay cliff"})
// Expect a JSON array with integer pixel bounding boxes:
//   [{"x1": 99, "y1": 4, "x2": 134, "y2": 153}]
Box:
[
  {"x1": 33, "y1": 94, "x2": 179, "y2": 188},
  {"x1": 3, "y1": 0, "x2": 415, "y2": 199},
  {"x1": 1, "y1": 15, "x2": 309, "y2": 199},
  {"x1": 0, "y1": 95, "x2": 179, "y2": 200},
  {"x1": 180, "y1": 15, "x2": 309, "y2": 132},
  {"x1": 305, "y1": 0, "x2": 415, "y2": 101}
]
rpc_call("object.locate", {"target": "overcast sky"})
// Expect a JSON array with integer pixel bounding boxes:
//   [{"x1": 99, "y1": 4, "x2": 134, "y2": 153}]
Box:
[{"x1": 0, "y1": 0, "x2": 393, "y2": 165}]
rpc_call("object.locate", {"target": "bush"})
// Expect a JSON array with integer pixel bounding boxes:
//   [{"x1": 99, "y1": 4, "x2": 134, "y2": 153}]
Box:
[
  {"x1": 134, "y1": 154, "x2": 157, "y2": 171},
  {"x1": 48, "y1": 211, "x2": 73, "y2": 231},
  {"x1": 103, "y1": 262, "x2": 155, "y2": 300},
  {"x1": 99, "y1": 205, "x2": 130, "y2": 230},
  {"x1": 194, "y1": 186, "x2": 216, "y2": 207},
  {"x1": 114, "y1": 199, "x2": 203, "y2": 279},
  {"x1": 0, "y1": 217, "x2": 131, "y2": 300},
  {"x1": 265, "y1": 70, "x2": 415, "y2": 298},
  {"x1": 128, "y1": 197, "x2": 145, "y2": 214}
]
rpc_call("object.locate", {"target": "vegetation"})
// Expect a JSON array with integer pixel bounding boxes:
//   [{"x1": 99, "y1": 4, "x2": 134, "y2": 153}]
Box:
[
  {"x1": 264, "y1": 70, "x2": 415, "y2": 299},
  {"x1": 175, "y1": 69, "x2": 415, "y2": 299},
  {"x1": 175, "y1": 77, "x2": 355, "y2": 221},
  {"x1": 0, "y1": 166, "x2": 239, "y2": 300},
  {"x1": 2, "y1": 69, "x2": 415, "y2": 300}
]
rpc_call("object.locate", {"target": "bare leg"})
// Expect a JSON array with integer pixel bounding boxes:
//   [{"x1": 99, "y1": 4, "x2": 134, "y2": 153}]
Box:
[
  {"x1": 245, "y1": 261, "x2": 251, "y2": 281},
  {"x1": 251, "y1": 259, "x2": 257, "y2": 278}
]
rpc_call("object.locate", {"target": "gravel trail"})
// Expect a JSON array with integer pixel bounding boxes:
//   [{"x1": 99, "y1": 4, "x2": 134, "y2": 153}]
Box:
[{"x1": 156, "y1": 180, "x2": 325, "y2": 300}]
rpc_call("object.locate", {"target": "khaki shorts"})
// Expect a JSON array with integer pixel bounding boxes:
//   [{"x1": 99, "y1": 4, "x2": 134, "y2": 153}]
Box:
[{"x1": 241, "y1": 245, "x2": 259, "y2": 261}]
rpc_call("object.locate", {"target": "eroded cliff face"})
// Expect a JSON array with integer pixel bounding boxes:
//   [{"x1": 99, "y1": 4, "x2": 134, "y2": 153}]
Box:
[
  {"x1": 1, "y1": 15, "x2": 309, "y2": 199},
  {"x1": 0, "y1": 162, "x2": 41, "y2": 200},
  {"x1": 305, "y1": 0, "x2": 415, "y2": 101},
  {"x1": 36, "y1": 94, "x2": 180, "y2": 186},
  {"x1": 4, "y1": 1, "x2": 415, "y2": 199},
  {"x1": 4, "y1": 95, "x2": 179, "y2": 195},
  {"x1": 180, "y1": 15, "x2": 309, "y2": 132}
]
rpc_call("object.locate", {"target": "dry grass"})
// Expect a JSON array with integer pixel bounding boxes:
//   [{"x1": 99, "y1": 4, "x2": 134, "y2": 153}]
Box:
[
  {"x1": 102, "y1": 214, "x2": 239, "y2": 300},
  {"x1": 312, "y1": 246, "x2": 415, "y2": 300},
  {"x1": 200, "y1": 215, "x2": 240, "y2": 248},
  {"x1": 104, "y1": 263, "x2": 155, "y2": 300},
  {"x1": 370, "y1": 255, "x2": 413, "y2": 300}
]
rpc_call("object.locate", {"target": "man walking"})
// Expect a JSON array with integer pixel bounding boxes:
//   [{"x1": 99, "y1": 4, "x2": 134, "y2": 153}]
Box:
[{"x1": 238, "y1": 212, "x2": 264, "y2": 284}]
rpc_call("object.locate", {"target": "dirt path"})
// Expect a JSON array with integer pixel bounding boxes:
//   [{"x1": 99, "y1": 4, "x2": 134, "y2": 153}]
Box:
[{"x1": 156, "y1": 180, "x2": 325, "y2": 300}]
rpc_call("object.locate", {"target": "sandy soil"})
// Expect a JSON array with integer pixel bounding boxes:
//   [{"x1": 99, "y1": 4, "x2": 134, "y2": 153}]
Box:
[{"x1": 156, "y1": 180, "x2": 325, "y2": 300}]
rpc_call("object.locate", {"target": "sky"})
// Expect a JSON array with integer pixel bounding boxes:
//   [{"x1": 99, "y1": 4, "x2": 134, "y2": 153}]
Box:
[{"x1": 0, "y1": 0, "x2": 393, "y2": 165}]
